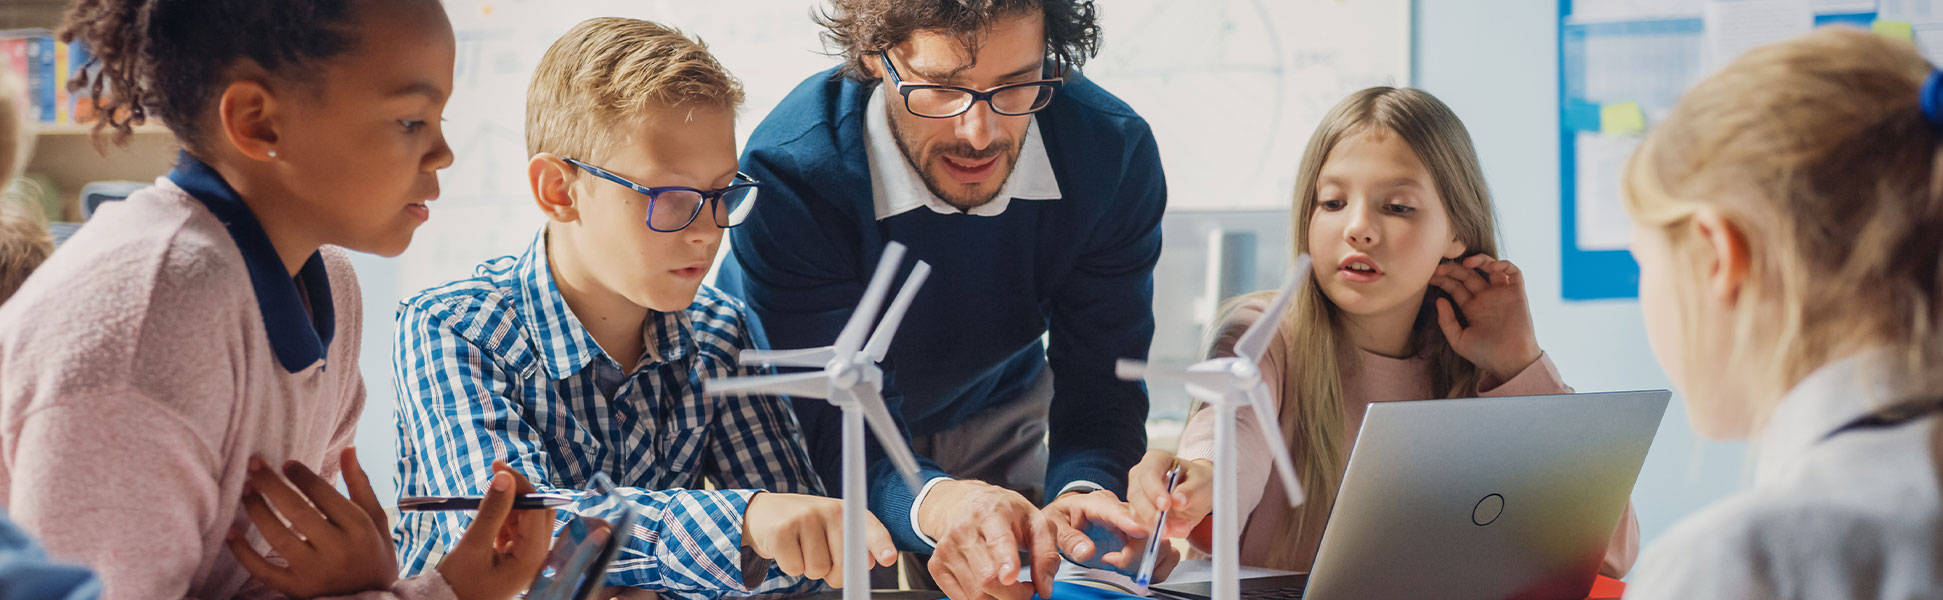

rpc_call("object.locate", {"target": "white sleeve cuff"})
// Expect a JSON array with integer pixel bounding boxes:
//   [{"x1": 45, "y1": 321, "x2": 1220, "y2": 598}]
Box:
[
  {"x1": 909, "y1": 476, "x2": 954, "y2": 548},
  {"x1": 1058, "y1": 480, "x2": 1107, "y2": 497}
]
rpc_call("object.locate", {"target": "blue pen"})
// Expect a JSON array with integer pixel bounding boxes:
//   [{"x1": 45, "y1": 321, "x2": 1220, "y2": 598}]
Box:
[{"x1": 1134, "y1": 463, "x2": 1181, "y2": 587}]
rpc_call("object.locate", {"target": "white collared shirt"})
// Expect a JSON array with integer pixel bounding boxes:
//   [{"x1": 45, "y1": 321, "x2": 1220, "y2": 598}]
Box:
[
  {"x1": 1625, "y1": 353, "x2": 1943, "y2": 599},
  {"x1": 863, "y1": 86, "x2": 1061, "y2": 221}
]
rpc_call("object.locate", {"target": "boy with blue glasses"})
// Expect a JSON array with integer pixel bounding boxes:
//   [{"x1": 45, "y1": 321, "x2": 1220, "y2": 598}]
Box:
[{"x1": 392, "y1": 18, "x2": 896, "y2": 598}]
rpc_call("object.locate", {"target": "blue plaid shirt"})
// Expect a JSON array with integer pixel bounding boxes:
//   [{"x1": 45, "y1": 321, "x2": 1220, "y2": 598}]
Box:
[{"x1": 392, "y1": 231, "x2": 823, "y2": 597}]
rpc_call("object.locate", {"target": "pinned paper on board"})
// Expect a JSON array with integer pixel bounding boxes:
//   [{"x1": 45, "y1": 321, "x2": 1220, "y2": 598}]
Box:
[
  {"x1": 1703, "y1": 0, "x2": 1813, "y2": 71},
  {"x1": 1875, "y1": 20, "x2": 1916, "y2": 41},
  {"x1": 1575, "y1": 133, "x2": 1640, "y2": 253},
  {"x1": 1599, "y1": 101, "x2": 1647, "y2": 135}
]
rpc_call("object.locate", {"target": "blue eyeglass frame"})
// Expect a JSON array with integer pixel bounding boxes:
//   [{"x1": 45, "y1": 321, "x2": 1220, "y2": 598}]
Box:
[
  {"x1": 879, "y1": 52, "x2": 1066, "y2": 119},
  {"x1": 562, "y1": 158, "x2": 760, "y2": 232}
]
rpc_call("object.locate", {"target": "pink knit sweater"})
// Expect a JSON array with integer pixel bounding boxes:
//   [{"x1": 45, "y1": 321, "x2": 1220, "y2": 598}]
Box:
[{"x1": 0, "y1": 179, "x2": 454, "y2": 600}]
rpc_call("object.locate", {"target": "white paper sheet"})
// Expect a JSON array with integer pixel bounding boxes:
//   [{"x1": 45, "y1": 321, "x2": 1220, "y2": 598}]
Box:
[
  {"x1": 1575, "y1": 133, "x2": 1642, "y2": 252},
  {"x1": 1570, "y1": 0, "x2": 1707, "y2": 23},
  {"x1": 1703, "y1": 0, "x2": 1814, "y2": 72}
]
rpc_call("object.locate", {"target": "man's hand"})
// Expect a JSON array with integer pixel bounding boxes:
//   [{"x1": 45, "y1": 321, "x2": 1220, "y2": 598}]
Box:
[{"x1": 918, "y1": 480, "x2": 1059, "y2": 600}]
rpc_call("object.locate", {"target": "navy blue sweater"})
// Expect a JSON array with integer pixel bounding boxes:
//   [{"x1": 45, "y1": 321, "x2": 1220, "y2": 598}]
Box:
[{"x1": 717, "y1": 67, "x2": 1164, "y2": 551}]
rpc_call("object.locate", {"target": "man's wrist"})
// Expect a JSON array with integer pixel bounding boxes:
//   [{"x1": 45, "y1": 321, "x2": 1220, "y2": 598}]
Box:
[
  {"x1": 910, "y1": 477, "x2": 954, "y2": 547},
  {"x1": 1055, "y1": 480, "x2": 1107, "y2": 500}
]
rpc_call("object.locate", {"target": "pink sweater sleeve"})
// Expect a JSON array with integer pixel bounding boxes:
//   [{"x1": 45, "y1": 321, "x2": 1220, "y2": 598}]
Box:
[
  {"x1": 9, "y1": 389, "x2": 221, "y2": 600},
  {"x1": 1474, "y1": 353, "x2": 1638, "y2": 578},
  {"x1": 1176, "y1": 299, "x2": 1281, "y2": 528}
]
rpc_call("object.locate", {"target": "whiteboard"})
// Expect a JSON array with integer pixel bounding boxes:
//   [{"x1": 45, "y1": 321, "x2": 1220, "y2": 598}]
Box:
[{"x1": 404, "y1": 0, "x2": 1413, "y2": 293}]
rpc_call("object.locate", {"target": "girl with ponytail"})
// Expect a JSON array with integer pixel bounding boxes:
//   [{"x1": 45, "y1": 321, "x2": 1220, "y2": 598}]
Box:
[
  {"x1": 0, "y1": 1, "x2": 551, "y2": 598},
  {"x1": 1624, "y1": 26, "x2": 1943, "y2": 598}
]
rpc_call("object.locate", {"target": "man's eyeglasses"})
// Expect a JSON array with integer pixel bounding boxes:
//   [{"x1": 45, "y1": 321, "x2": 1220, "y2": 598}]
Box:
[
  {"x1": 563, "y1": 158, "x2": 759, "y2": 233},
  {"x1": 880, "y1": 53, "x2": 1065, "y2": 119}
]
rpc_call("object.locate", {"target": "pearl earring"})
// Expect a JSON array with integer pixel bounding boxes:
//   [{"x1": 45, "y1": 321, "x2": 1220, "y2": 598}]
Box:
[{"x1": 268, "y1": 150, "x2": 278, "y2": 158}]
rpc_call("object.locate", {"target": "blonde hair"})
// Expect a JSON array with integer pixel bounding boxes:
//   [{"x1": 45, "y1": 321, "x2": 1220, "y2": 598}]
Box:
[
  {"x1": 0, "y1": 65, "x2": 50, "y2": 305},
  {"x1": 526, "y1": 17, "x2": 744, "y2": 162},
  {"x1": 0, "y1": 67, "x2": 32, "y2": 183},
  {"x1": 1206, "y1": 87, "x2": 1500, "y2": 571},
  {"x1": 1624, "y1": 26, "x2": 1943, "y2": 420}
]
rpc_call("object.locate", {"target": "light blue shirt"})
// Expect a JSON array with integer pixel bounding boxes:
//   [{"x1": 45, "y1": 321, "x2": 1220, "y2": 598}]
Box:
[{"x1": 0, "y1": 511, "x2": 100, "y2": 600}]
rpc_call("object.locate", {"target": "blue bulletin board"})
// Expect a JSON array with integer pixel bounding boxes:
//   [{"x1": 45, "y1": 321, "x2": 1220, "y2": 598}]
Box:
[{"x1": 1555, "y1": 1, "x2": 1888, "y2": 300}]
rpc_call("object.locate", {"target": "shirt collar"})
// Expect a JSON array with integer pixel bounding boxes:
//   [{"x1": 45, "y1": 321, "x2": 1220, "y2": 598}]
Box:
[
  {"x1": 864, "y1": 86, "x2": 1061, "y2": 220},
  {"x1": 516, "y1": 230, "x2": 693, "y2": 380},
  {"x1": 166, "y1": 151, "x2": 334, "y2": 373},
  {"x1": 1751, "y1": 350, "x2": 1915, "y2": 484}
]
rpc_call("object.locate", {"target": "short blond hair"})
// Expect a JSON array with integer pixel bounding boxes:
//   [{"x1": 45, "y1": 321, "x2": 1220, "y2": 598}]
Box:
[
  {"x1": 0, "y1": 196, "x2": 50, "y2": 303},
  {"x1": 0, "y1": 65, "x2": 51, "y2": 305},
  {"x1": 525, "y1": 17, "x2": 744, "y2": 161},
  {"x1": 0, "y1": 67, "x2": 32, "y2": 184},
  {"x1": 1625, "y1": 27, "x2": 1943, "y2": 414}
]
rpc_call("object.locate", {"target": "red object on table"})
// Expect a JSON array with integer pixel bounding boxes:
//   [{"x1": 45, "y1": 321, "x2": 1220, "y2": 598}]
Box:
[{"x1": 1585, "y1": 575, "x2": 1626, "y2": 599}]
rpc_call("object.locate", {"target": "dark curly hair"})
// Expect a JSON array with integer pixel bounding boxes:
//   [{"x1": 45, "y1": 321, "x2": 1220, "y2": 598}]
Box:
[
  {"x1": 816, "y1": 0, "x2": 1101, "y2": 81},
  {"x1": 57, "y1": 0, "x2": 367, "y2": 152}
]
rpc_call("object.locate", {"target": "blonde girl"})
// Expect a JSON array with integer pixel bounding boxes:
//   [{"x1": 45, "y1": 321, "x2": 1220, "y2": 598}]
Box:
[
  {"x1": 1126, "y1": 87, "x2": 1638, "y2": 576},
  {"x1": 1623, "y1": 27, "x2": 1943, "y2": 598}
]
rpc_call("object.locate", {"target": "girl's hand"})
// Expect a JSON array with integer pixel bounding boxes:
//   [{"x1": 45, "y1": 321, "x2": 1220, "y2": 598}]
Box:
[
  {"x1": 1126, "y1": 450, "x2": 1213, "y2": 540},
  {"x1": 1430, "y1": 255, "x2": 1543, "y2": 382},
  {"x1": 225, "y1": 447, "x2": 399, "y2": 599},
  {"x1": 437, "y1": 462, "x2": 556, "y2": 600}
]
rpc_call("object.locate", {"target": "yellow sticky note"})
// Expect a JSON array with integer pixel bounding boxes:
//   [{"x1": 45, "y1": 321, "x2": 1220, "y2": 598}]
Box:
[
  {"x1": 1600, "y1": 101, "x2": 1646, "y2": 136},
  {"x1": 1876, "y1": 20, "x2": 1915, "y2": 42}
]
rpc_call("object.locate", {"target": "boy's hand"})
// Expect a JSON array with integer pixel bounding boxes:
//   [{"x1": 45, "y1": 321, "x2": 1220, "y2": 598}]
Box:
[
  {"x1": 1127, "y1": 450, "x2": 1213, "y2": 540},
  {"x1": 437, "y1": 462, "x2": 555, "y2": 600},
  {"x1": 225, "y1": 447, "x2": 399, "y2": 598},
  {"x1": 742, "y1": 492, "x2": 897, "y2": 588}
]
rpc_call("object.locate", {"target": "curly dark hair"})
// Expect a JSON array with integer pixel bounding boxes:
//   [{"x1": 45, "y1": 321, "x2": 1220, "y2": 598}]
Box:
[
  {"x1": 816, "y1": 0, "x2": 1101, "y2": 81},
  {"x1": 57, "y1": 0, "x2": 367, "y2": 152}
]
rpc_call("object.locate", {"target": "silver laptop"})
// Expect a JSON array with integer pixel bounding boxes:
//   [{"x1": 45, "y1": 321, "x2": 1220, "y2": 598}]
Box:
[{"x1": 1155, "y1": 390, "x2": 1668, "y2": 600}]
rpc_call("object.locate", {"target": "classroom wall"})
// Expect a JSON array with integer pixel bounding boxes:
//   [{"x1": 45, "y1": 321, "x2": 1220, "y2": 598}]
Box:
[{"x1": 348, "y1": 0, "x2": 1755, "y2": 555}]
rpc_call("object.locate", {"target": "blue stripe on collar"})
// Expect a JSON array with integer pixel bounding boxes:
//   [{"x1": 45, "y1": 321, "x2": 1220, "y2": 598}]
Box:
[{"x1": 167, "y1": 151, "x2": 335, "y2": 373}]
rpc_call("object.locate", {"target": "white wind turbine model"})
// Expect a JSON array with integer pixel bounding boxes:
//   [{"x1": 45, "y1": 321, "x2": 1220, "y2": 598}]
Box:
[
  {"x1": 1115, "y1": 255, "x2": 1313, "y2": 600},
  {"x1": 704, "y1": 242, "x2": 928, "y2": 599}
]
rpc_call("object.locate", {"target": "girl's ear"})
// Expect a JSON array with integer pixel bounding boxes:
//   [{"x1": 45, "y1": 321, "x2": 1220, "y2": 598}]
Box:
[
  {"x1": 528, "y1": 153, "x2": 580, "y2": 223},
  {"x1": 1443, "y1": 236, "x2": 1468, "y2": 260},
  {"x1": 1690, "y1": 208, "x2": 1751, "y2": 309},
  {"x1": 217, "y1": 77, "x2": 280, "y2": 162}
]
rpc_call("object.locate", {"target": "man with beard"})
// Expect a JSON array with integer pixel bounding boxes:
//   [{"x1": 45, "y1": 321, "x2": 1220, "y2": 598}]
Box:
[{"x1": 714, "y1": 1, "x2": 1167, "y2": 598}]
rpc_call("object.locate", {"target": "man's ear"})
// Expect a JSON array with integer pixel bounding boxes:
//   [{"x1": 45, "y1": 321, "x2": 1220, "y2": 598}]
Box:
[
  {"x1": 528, "y1": 153, "x2": 580, "y2": 223},
  {"x1": 866, "y1": 51, "x2": 887, "y2": 80},
  {"x1": 216, "y1": 77, "x2": 280, "y2": 161},
  {"x1": 1690, "y1": 208, "x2": 1751, "y2": 309}
]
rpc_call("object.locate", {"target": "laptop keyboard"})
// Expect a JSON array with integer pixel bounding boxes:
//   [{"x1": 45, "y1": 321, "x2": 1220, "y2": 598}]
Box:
[{"x1": 1241, "y1": 588, "x2": 1305, "y2": 600}]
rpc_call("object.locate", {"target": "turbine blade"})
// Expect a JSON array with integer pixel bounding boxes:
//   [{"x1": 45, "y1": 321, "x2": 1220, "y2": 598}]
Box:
[
  {"x1": 739, "y1": 347, "x2": 836, "y2": 369},
  {"x1": 1120, "y1": 359, "x2": 1234, "y2": 390},
  {"x1": 833, "y1": 243, "x2": 907, "y2": 360},
  {"x1": 704, "y1": 371, "x2": 831, "y2": 399},
  {"x1": 1234, "y1": 255, "x2": 1314, "y2": 363},
  {"x1": 865, "y1": 261, "x2": 932, "y2": 362},
  {"x1": 847, "y1": 385, "x2": 924, "y2": 492},
  {"x1": 1245, "y1": 383, "x2": 1306, "y2": 506}
]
